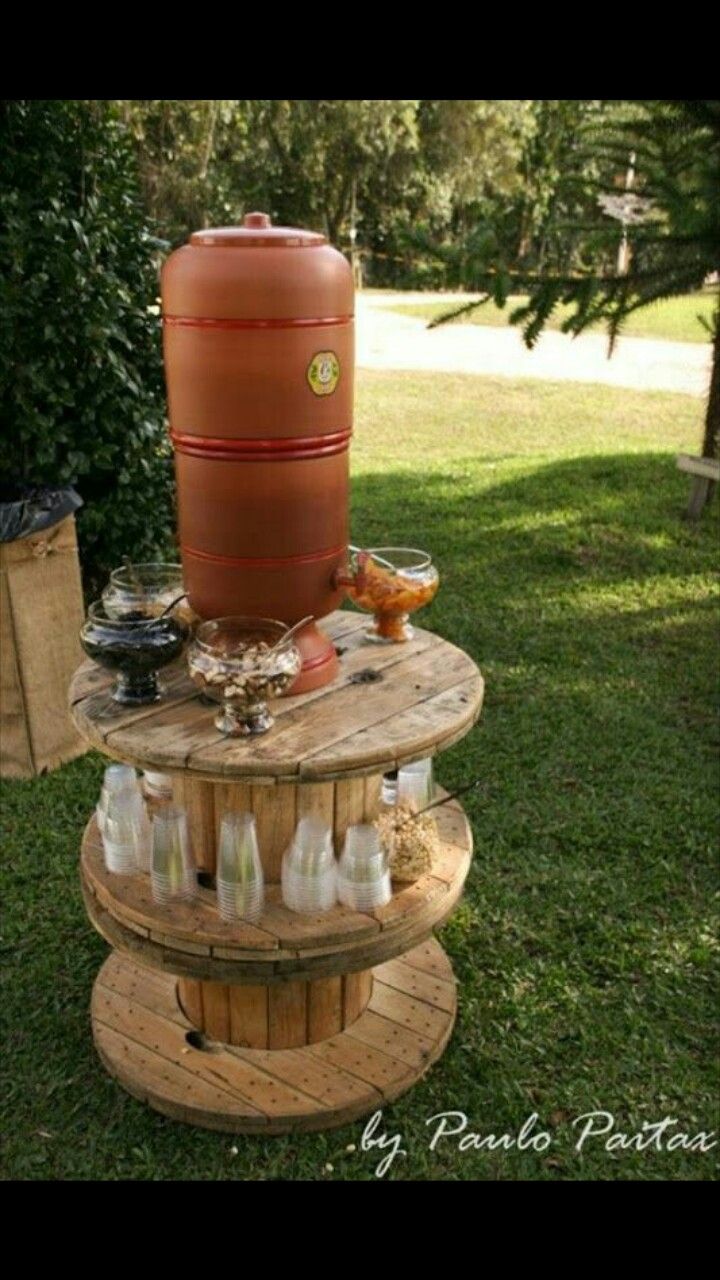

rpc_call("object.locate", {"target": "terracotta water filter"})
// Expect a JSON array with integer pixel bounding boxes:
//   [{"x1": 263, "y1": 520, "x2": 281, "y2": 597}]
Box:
[{"x1": 161, "y1": 214, "x2": 354, "y2": 691}]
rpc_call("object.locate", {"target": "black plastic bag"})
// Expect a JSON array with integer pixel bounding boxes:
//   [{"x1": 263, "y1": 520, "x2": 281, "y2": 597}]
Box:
[{"x1": 0, "y1": 486, "x2": 83, "y2": 543}]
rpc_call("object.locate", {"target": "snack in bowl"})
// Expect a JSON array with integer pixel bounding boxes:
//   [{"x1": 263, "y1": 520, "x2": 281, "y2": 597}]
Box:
[
  {"x1": 340, "y1": 547, "x2": 439, "y2": 642},
  {"x1": 375, "y1": 801, "x2": 441, "y2": 882},
  {"x1": 188, "y1": 616, "x2": 301, "y2": 736},
  {"x1": 80, "y1": 601, "x2": 189, "y2": 705}
]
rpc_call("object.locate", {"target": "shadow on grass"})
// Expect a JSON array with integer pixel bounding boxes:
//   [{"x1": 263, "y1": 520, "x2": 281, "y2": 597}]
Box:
[
  {"x1": 351, "y1": 448, "x2": 719, "y2": 872},
  {"x1": 351, "y1": 450, "x2": 719, "y2": 687}
]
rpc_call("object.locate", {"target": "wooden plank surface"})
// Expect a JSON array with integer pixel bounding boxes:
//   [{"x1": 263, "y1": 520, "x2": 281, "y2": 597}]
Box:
[
  {"x1": 268, "y1": 982, "x2": 307, "y2": 1049},
  {"x1": 307, "y1": 976, "x2": 344, "y2": 1042},
  {"x1": 343, "y1": 969, "x2": 374, "y2": 1025},
  {"x1": 173, "y1": 777, "x2": 217, "y2": 874},
  {"x1": 177, "y1": 978, "x2": 204, "y2": 1027},
  {"x1": 201, "y1": 982, "x2": 231, "y2": 1041},
  {"x1": 91, "y1": 941, "x2": 456, "y2": 1133},
  {"x1": 229, "y1": 986, "x2": 269, "y2": 1049},
  {"x1": 70, "y1": 611, "x2": 484, "y2": 783}
]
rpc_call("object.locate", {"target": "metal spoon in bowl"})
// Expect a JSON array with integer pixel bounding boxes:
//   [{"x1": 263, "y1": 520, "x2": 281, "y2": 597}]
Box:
[
  {"x1": 137, "y1": 593, "x2": 189, "y2": 631},
  {"x1": 394, "y1": 778, "x2": 483, "y2": 829},
  {"x1": 349, "y1": 544, "x2": 397, "y2": 572},
  {"x1": 266, "y1": 615, "x2": 314, "y2": 659}
]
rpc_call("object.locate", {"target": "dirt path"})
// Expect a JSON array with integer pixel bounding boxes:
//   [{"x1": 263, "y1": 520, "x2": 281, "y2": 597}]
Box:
[{"x1": 355, "y1": 293, "x2": 710, "y2": 396}]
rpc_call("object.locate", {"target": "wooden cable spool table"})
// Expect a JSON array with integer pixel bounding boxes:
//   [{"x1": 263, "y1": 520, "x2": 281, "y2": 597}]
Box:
[{"x1": 70, "y1": 609, "x2": 484, "y2": 1133}]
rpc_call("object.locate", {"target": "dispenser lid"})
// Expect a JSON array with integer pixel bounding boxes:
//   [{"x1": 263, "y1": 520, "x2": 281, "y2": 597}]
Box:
[
  {"x1": 191, "y1": 213, "x2": 326, "y2": 249},
  {"x1": 163, "y1": 212, "x2": 353, "y2": 320}
]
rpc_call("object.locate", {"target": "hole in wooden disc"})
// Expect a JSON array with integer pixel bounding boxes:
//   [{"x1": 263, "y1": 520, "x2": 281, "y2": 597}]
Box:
[
  {"x1": 349, "y1": 668, "x2": 383, "y2": 685},
  {"x1": 197, "y1": 871, "x2": 216, "y2": 890},
  {"x1": 185, "y1": 1030, "x2": 221, "y2": 1054}
]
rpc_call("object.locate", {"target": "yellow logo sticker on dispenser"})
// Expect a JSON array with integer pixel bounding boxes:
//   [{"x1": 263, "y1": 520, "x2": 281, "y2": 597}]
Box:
[{"x1": 307, "y1": 351, "x2": 340, "y2": 396}]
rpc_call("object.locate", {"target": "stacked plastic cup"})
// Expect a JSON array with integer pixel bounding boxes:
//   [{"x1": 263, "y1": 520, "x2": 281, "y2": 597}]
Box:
[
  {"x1": 96, "y1": 764, "x2": 139, "y2": 834},
  {"x1": 97, "y1": 765, "x2": 152, "y2": 874},
  {"x1": 101, "y1": 796, "x2": 143, "y2": 875},
  {"x1": 381, "y1": 769, "x2": 399, "y2": 805},
  {"x1": 217, "y1": 812, "x2": 264, "y2": 924},
  {"x1": 396, "y1": 758, "x2": 434, "y2": 810},
  {"x1": 142, "y1": 770, "x2": 173, "y2": 801},
  {"x1": 337, "y1": 823, "x2": 392, "y2": 910},
  {"x1": 151, "y1": 807, "x2": 196, "y2": 905},
  {"x1": 282, "y1": 816, "x2": 337, "y2": 914}
]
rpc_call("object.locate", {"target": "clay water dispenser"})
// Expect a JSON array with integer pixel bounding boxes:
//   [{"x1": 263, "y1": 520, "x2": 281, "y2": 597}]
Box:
[{"x1": 161, "y1": 212, "x2": 354, "y2": 692}]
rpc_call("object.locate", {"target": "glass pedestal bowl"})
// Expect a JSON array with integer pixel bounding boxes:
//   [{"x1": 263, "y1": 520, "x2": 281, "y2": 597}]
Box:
[
  {"x1": 188, "y1": 617, "x2": 302, "y2": 737},
  {"x1": 342, "y1": 547, "x2": 439, "y2": 643},
  {"x1": 80, "y1": 603, "x2": 189, "y2": 705},
  {"x1": 102, "y1": 562, "x2": 194, "y2": 625}
]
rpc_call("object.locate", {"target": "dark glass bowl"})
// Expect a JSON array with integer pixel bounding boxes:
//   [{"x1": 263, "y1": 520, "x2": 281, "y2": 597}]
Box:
[{"x1": 80, "y1": 602, "x2": 189, "y2": 705}]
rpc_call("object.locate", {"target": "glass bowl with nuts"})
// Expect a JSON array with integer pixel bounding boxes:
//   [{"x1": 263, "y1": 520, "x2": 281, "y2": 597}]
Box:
[{"x1": 188, "y1": 616, "x2": 302, "y2": 736}]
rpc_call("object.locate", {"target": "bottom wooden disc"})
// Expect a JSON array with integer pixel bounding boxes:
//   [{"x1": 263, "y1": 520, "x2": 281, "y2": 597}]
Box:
[{"x1": 91, "y1": 940, "x2": 457, "y2": 1134}]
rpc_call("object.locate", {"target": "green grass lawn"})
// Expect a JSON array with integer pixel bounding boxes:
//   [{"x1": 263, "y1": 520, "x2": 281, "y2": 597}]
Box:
[
  {"x1": 390, "y1": 290, "x2": 718, "y2": 345},
  {"x1": 1, "y1": 371, "x2": 718, "y2": 1181}
]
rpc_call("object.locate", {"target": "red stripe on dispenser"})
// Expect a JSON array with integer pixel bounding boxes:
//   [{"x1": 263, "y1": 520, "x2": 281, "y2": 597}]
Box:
[
  {"x1": 182, "y1": 544, "x2": 346, "y2": 570},
  {"x1": 171, "y1": 428, "x2": 352, "y2": 462},
  {"x1": 163, "y1": 314, "x2": 353, "y2": 330}
]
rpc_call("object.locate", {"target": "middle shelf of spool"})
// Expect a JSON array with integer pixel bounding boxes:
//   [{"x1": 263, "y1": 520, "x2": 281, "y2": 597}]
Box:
[{"x1": 81, "y1": 792, "x2": 472, "y2": 985}]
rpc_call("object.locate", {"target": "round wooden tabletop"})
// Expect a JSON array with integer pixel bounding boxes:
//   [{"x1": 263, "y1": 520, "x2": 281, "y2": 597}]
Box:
[
  {"x1": 70, "y1": 610, "x2": 484, "y2": 783},
  {"x1": 92, "y1": 940, "x2": 457, "y2": 1134}
]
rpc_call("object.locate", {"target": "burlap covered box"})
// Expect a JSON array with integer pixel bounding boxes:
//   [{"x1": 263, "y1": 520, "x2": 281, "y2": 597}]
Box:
[{"x1": 0, "y1": 514, "x2": 86, "y2": 778}]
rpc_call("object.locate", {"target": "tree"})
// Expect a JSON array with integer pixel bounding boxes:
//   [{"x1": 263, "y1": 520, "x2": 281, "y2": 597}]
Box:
[
  {"x1": 431, "y1": 100, "x2": 720, "y2": 495},
  {"x1": 362, "y1": 100, "x2": 534, "y2": 286},
  {"x1": 0, "y1": 100, "x2": 174, "y2": 591},
  {"x1": 118, "y1": 100, "x2": 537, "y2": 284},
  {"x1": 241, "y1": 99, "x2": 422, "y2": 244},
  {"x1": 118, "y1": 100, "x2": 246, "y2": 245}
]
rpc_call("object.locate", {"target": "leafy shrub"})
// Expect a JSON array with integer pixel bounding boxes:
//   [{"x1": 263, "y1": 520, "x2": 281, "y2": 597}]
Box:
[{"x1": 0, "y1": 100, "x2": 175, "y2": 595}]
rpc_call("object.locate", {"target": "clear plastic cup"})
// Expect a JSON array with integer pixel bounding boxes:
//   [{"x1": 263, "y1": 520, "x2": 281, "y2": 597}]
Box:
[
  {"x1": 97, "y1": 764, "x2": 140, "y2": 833},
  {"x1": 216, "y1": 812, "x2": 264, "y2": 923},
  {"x1": 293, "y1": 817, "x2": 334, "y2": 863},
  {"x1": 281, "y1": 816, "x2": 337, "y2": 914},
  {"x1": 342, "y1": 823, "x2": 383, "y2": 859},
  {"x1": 129, "y1": 794, "x2": 153, "y2": 872},
  {"x1": 104, "y1": 763, "x2": 138, "y2": 791},
  {"x1": 151, "y1": 807, "x2": 196, "y2": 905},
  {"x1": 337, "y1": 868, "x2": 391, "y2": 911},
  {"x1": 102, "y1": 816, "x2": 137, "y2": 875},
  {"x1": 337, "y1": 823, "x2": 392, "y2": 910},
  {"x1": 101, "y1": 798, "x2": 140, "y2": 875},
  {"x1": 99, "y1": 787, "x2": 151, "y2": 874},
  {"x1": 396, "y1": 758, "x2": 434, "y2": 811},
  {"x1": 142, "y1": 770, "x2": 173, "y2": 800},
  {"x1": 282, "y1": 860, "x2": 337, "y2": 914}
]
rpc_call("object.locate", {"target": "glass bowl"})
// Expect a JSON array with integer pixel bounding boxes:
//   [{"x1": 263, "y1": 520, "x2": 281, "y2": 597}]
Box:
[
  {"x1": 188, "y1": 616, "x2": 302, "y2": 737},
  {"x1": 80, "y1": 602, "x2": 189, "y2": 705},
  {"x1": 102, "y1": 562, "x2": 193, "y2": 624},
  {"x1": 343, "y1": 547, "x2": 439, "y2": 642}
]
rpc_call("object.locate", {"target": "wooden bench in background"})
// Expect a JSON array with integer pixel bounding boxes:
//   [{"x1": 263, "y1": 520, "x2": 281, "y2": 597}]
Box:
[{"x1": 676, "y1": 453, "x2": 720, "y2": 520}]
